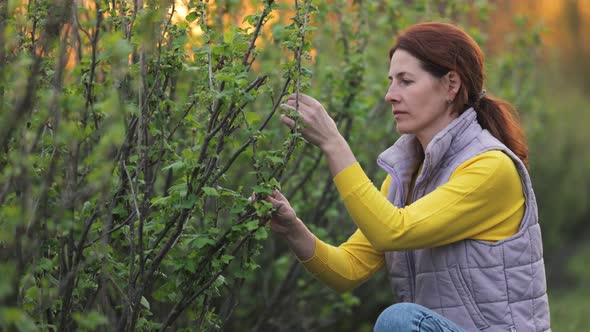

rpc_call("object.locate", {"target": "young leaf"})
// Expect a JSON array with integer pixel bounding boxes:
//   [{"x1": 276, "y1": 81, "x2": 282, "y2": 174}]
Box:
[
  {"x1": 254, "y1": 227, "x2": 268, "y2": 240},
  {"x1": 140, "y1": 296, "x2": 150, "y2": 310},
  {"x1": 202, "y1": 187, "x2": 220, "y2": 197},
  {"x1": 186, "y1": 12, "x2": 198, "y2": 22}
]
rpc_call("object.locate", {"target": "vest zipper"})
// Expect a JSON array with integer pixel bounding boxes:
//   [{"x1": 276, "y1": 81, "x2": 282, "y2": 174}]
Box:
[
  {"x1": 406, "y1": 179, "x2": 423, "y2": 303},
  {"x1": 406, "y1": 251, "x2": 415, "y2": 301},
  {"x1": 380, "y1": 161, "x2": 417, "y2": 301}
]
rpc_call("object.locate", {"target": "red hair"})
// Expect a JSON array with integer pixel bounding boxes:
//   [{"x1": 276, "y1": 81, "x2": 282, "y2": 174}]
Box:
[{"x1": 389, "y1": 22, "x2": 529, "y2": 167}]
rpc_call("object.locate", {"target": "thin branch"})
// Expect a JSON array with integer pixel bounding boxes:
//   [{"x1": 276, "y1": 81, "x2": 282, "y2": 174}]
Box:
[
  {"x1": 159, "y1": 225, "x2": 261, "y2": 331},
  {"x1": 166, "y1": 98, "x2": 197, "y2": 141},
  {"x1": 83, "y1": 211, "x2": 137, "y2": 248},
  {"x1": 271, "y1": 0, "x2": 311, "y2": 180},
  {"x1": 286, "y1": 150, "x2": 322, "y2": 198},
  {"x1": 30, "y1": 0, "x2": 39, "y2": 55},
  {"x1": 209, "y1": 78, "x2": 291, "y2": 185},
  {"x1": 242, "y1": 0, "x2": 275, "y2": 68},
  {"x1": 140, "y1": 0, "x2": 175, "y2": 112},
  {"x1": 123, "y1": 161, "x2": 140, "y2": 285},
  {"x1": 82, "y1": 0, "x2": 103, "y2": 130},
  {"x1": 208, "y1": 43, "x2": 214, "y2": 105},
  {"x1": 295, "y1": 1, "x2": 311, "y2": 103}
]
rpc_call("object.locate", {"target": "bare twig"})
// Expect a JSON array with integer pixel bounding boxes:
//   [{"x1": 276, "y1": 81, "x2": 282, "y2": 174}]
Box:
[
  {"x1": 271, "y1": 0, "x2": 311, "y2": 180},
  {"x1": 208, "y1": 43, "x2": 214, "y2": 100},
  {"x1": 83, "y1": 211, "x2": 137, "y2": 248},
  {"x1": 123, "y1": 161, "x2": 140, "y2": 285},
  {"x1": 242, "y1": 0, "x2": 275, "y2": 68}
]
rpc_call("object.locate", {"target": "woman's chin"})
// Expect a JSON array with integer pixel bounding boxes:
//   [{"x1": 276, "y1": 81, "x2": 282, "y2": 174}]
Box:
[{"x1": 395, "y1": 124, "x2": 413, "y2": 135}]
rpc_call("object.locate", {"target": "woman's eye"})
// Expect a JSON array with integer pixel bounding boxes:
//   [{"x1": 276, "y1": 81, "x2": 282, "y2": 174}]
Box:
[{"x1": 400, "y1": 79, "x2": 413, "y2": 86}]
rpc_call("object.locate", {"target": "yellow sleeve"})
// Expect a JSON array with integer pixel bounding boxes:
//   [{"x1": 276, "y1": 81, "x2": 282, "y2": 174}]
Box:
[
  {"x1": 333, "y1": 150, "x2": 524, "y2": 251},
  {"x1": 299, "y1": 178, "x2": 389, "y2": 293}
]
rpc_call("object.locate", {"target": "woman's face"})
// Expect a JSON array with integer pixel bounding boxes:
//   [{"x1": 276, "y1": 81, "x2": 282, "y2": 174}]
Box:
[{"x1": 384, "y1": 49, "x2": 457, "y2": 146}]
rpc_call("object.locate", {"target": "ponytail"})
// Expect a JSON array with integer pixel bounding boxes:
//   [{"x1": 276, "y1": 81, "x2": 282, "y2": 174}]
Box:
[{"x1": 474, "y1": 96, "x2": 529, "y2": 168}]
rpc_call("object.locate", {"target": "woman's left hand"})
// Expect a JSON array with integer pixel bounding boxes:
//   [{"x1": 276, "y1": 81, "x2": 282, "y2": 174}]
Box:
[{"x1": 280, "y1": 93, "x2": 342, "y2": 152}]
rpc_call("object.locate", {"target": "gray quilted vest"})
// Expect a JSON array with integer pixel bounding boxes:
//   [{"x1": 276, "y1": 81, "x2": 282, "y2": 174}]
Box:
[{"x1": 377, "y1": 109, "x2": 550, "y2": 331}]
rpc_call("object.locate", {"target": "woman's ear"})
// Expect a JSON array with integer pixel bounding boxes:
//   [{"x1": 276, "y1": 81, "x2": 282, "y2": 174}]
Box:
[{"x1": 445, "y1": 71, "x2": 462, "y2": 101}]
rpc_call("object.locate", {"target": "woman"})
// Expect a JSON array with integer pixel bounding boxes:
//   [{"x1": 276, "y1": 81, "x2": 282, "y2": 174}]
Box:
[{"x1": 264, "y1": 22, "x2": 550, "y2": 331}]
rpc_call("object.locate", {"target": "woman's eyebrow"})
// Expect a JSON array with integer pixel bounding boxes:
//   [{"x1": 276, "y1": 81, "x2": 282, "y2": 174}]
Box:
[{"x1": 388, "y1": 71, "x2": 413, "y2": 80}]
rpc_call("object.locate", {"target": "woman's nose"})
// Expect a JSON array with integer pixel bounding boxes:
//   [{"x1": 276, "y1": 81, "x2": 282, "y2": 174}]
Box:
[{"x1": 384, "y1": 84, "x2": 400, "y2": 104}]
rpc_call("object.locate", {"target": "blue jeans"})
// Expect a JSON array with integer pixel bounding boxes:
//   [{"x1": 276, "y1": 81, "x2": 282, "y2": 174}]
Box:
[{"x1": 374, "y1": 303, "x2": 465, "y2": 332}]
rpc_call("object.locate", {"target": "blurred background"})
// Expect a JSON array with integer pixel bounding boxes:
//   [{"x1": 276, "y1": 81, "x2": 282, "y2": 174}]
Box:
[{"x1": 492, "y1": 0, "x2": 590, "y2": 329}]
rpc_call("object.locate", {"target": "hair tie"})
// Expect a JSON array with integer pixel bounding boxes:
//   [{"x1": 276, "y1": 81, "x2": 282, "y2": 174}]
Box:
[{"x1": 479, "y1": 89, "x2": 487, "y2": 100}]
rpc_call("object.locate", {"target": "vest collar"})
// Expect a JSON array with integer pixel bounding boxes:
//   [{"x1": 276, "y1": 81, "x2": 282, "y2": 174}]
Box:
[{"x1": 377, "y1": 108, "x2": 482, "y2": 181}]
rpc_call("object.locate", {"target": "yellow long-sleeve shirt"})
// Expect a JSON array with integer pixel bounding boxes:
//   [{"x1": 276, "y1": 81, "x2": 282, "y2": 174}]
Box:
[{"x1": 300, "y1": 150, "x2": 524, "y2": 293}]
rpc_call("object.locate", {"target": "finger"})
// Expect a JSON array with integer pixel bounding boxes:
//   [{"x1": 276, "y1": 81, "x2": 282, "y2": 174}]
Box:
[
  {"x1": 281, "y1": 102, "x2": 309, "y2": 117},
  {"x1": 280, "y1": 103, "x2": 296, "y2": 113},
  {"x1": 266, "y1": 195, "x2": 285, "y2": 211},
  {"x1": 284, "y1": 99, "x2": 312, "y2": 114},
  {"x1": 248, "y1": 192, "x2": 255, "y2": 203},
  {"x1": 279, "y1": 114, "x2": 296, "y2": 129},
  {"x1": 283, "y1": 100, "x2": 316, "y2": 115},
  {"x1": 282, "y1": 103, "x2": 313, "y2": 125},
  {"x1": 272, "y1": 189, "x2": 287, "y2": 201},
  {"x1": 287, "y1": 93, "x2": 315, "y2": 107}
]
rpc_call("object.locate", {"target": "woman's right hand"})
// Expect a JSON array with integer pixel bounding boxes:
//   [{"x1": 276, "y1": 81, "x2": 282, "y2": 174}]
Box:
[
  {"x1": 264, "y1": 190, "x2": 299, "y2": 237},
  {"x1": 251, "y1": 189, "x2": 316, "y2": 260}
]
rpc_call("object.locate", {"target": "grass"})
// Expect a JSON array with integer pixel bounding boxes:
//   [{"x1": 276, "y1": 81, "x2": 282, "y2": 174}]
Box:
[
  {"x1": 550, "y1": 288, "x2": 590, "y2": 331},
  {"x1": 549, "y1": 243, "x2": 590, "y2": 331}
]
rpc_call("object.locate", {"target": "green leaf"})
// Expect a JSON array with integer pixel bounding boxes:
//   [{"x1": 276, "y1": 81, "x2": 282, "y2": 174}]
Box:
[
  {"x1": 211, "y1": 44, "x2": 227, "y2": 55},
  {"x1": 169, "y1": 183, "x2": 188, "y2": 196},
  {"x1": 245, "y1": 220, "x2": 259, "y2": 231},
  {"x1": 230, "y1": 204, "x2": 246, "y2": 215},
  {"x1": 220, "y1": 254, "x2": 234, "y2": 264},
  {"x1": 202, "y1": 186, "x2": 219, "y2": 197},
  {"x1": 208, "y1": 227, "x2": 221, "y2": 235},
  {"x1": 244, "y1": 111, "x2": 261, "y2": 124},
  {"x1": 190, "y1": 236, "x2": 215, "y2": 249},
  {"x1": 301, "y1": 67, "x2": 313, "y2": 77},
  {"x1": 268, "y1": 178, "x2": 281, "y2": 190},
  {"x1": 181, "y1": 194, "x2": 197, "y2": 209},
  {"x1": 254, "y1": 227, "x2": 268, "y2": 240},
  {"x1": 72, "y1": 311, "x2": 108, "y2": 330},
  {"x1": 223, "y1": 26, "x2": 237, "y2": 44},
  {"x1": 150, "y1": 196, "x2": 171, "y2": 207},
  {"x1": 112, "y1": 204, "x2": 128, "y2": 217},
  {"x1": 252, "y1": 185, "x2": 273, "y2": 196},
  {"x1": 215, "y1": 73, "x2": 234, "y2": 82},
  {"x1": 35, "y1": 258, "x2": 54, "y2": 273},
  {"x1": 162, "y1": 160, "x2": 185, "y2": 172},
  {"x1": 213, "y1": 275, "x2": 226, "y2": 288},
  {"x1": 140, "y1": 296, "x2": 150, "y2": 310},
  {"x1": 24, "y1": 286, "x2": 39, "y2": 299},
  {"x1": 186, "y1": 12, "x2": 198, "y2": 22},
  {"x1": 266, "y1": 155, "x2": 283, "y2": 164}
]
